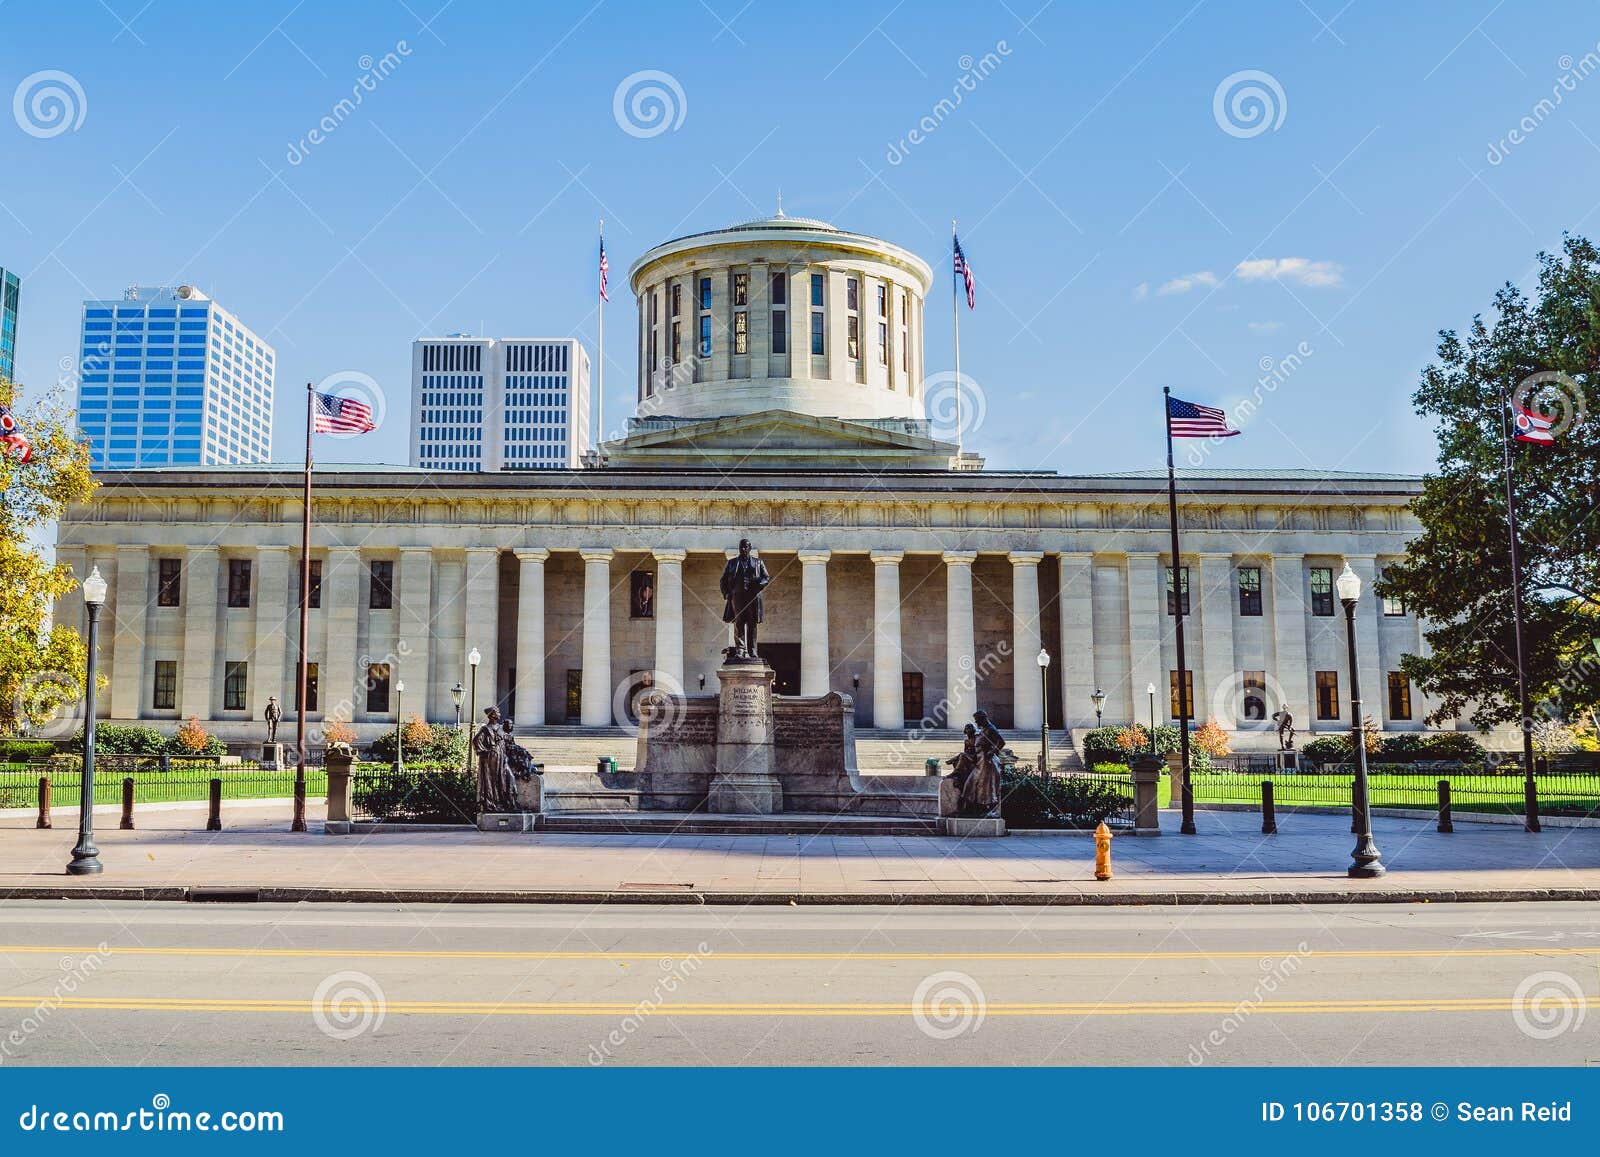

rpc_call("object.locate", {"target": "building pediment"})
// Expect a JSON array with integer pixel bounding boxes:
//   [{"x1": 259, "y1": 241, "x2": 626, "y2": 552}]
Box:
[{"x1": 600, "y1": 410, "x2": 972, "y2": 470}]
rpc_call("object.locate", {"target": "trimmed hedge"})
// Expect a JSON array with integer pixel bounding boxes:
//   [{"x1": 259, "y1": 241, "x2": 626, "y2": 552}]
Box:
[
  {"x1": 1000, "y1": 767, "x2": 1127, "y2": 830},
  {"x1": 351, "y1": 767, "x2": 477, "y2": 823}
]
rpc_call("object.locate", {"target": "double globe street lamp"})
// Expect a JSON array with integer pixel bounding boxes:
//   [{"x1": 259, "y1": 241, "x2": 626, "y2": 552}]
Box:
[
  {"x1": 1337, "y1": 563, "x2": 1385, "y2": 879},
  {"x1": 67, "y1": 566, "x2": 108, "y2": 876}
]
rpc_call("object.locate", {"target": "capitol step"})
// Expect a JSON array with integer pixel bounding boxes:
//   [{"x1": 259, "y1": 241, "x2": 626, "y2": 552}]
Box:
[{"x1": 538, "y1": 811, "x2": 939, "y2": 837}]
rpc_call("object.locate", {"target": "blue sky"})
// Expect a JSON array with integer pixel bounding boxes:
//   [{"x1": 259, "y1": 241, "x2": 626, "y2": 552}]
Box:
[{"x1": 5, "y1": 0, "x2": 1600, "y2": 474}]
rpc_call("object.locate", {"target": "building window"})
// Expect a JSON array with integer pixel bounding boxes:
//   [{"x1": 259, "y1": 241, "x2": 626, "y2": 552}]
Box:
[
  {"x1": 366, "y1": 663, "x2": 391, "y2": 714},
  {"x1": 671, "y1": 321, "x2": 681, "y2": 363},
  {"x1": 1169, "y1": 670, "x2": 1194, "y2": 720},
  {"x1": 670, "y1": 283, "x2": 681, "y2": 316},
  {"x1": 1387, "y1": 672, "x2": 1412, "y2": 720},
  {"x1": 733, "y1": 272, "x2": 748, "y2": 306},
  {"x1": 810, "y1": 272, "x2": 824, "y2": 307},
  {"x1": 1242, "y1": 670, "x2": 1267, "y2": 720},
  {"x1": 1165, "y1": 566, "x2": 1190, "y2": 615},
  {"x1": 630, "y1": 571, "x2": 655, "y2": 618},
  {"x1": 305, "y1": 559, "x2": 322, "y2": 609},
  {"x1": 1315, "y1": 671, "x2": 1340, "y2": 720},
  {"x1": 846, "y1": 315, "x2": 859, "y2": 360},
  {"x1": 152, "y1": 660, "x2": 177, "y2": 710},
  {"x1": 296, "y1": 662, "x2": 319, "y2": 712},
  {"x1": 846, "y1": 277, "x2": 859, "y2": 312},
  {"x1": 698, "y1": 314, "x2": 712, "y2": 358},
  {"x1": 698, "y1": 276, "x2": 712, "y2": 310},
  {"x1": 771, "y1": 312, "x2": 786, "y2": 355},
  {"x1": 227, "y1": 559, "x2": 251, "y2": 608},
  {"x1": 1238, "y1": 566, "x2": 1262, "y2": 616},
  {"x1": 810, "y1": 312, "x2": 824, "y2": 355},
  {"x1": 770, "y1": 272, "x2": 786, "y2": 305},
  {"x1": 733, "y1": 311, "x2": 748, "y2": 354},
  {"x1": 369, "y1": 560, "x2": 394, "y2": 609},
  {"x1": 224, "y1": 661, "x2": 248, "y2": 710},
  {"x1": 1381, "y1": 571, "x2": 1405, "y2": 616},
  {"x1": 877, "y1": 322, "x2": 888, "y2": 365},
  {"x1": 877, "y1": 284, "x2": 888, "y2": 316},
  {"x1": 1309, "y1": 567, "x2": 1334, "y2": 616},
  {"x1": 156, "y1": 558, "x2": 181, "y2": 607}
]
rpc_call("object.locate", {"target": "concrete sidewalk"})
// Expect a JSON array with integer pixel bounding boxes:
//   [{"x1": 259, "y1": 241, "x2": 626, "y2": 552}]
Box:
[{"x1": 4, "y1": 803, "x2": 1600, "y2": 905}]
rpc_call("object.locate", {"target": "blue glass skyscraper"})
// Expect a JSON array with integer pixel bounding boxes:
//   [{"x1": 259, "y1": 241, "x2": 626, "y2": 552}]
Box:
[
  {"x1": 0, "y1": 268, "x2": 19, "y2": 382},
  {"x1": 76, "y1": 285, "x2": 274, "y2": 469}
]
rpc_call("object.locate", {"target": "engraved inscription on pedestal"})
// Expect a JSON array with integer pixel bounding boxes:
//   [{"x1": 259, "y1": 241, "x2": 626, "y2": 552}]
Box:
[{"x1": 709, "y1": 661, "x2": 782, "y2": 813}]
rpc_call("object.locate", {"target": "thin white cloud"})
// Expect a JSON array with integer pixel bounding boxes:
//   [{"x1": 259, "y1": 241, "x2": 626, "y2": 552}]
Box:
[
  {"x1": 1157, "y1": 270, "x2": 1219, "y2": 295},
  {"x1": 1132, "y1": 281, "x2": 1149, "y2": 302},
  {"x1": 1234, "y1": 257, "x2": 1343, "y2": 287},
  {"x1": 1247, "y1": 320, "x2": 1283, "y2": 332}
]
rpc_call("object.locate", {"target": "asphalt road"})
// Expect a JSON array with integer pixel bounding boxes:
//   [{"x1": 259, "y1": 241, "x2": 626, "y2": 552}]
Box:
[{"x1": 0, "y1": 900, "x2": 1596, "y2": 1066}]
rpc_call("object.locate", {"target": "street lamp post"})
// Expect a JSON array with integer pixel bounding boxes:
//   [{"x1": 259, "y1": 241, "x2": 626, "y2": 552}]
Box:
[
  {"x1": 67, "y1": 566, "x2": 108, "y2": 876},
  {"x1": 1146, "y1": 682, "x2": 1157, "y2": 754},
  {"x1": 451, "y1": 681, "x2": 465, "y2": 729},
  {"x1": 394, "y1": 678, "x2": 406, "y2": 773},
  {"x1": 1337, "y1": 563, "x2": 1385, "y2": 879},
  {"x1": 1036, "y1": 648, "x2": 1051, "y2": 775},
  {"x1": 465, "y1": 647, "x2": 481, "y2": 774},
  {"x1": 1090, "y1": 687, "x2": 1105, "y2": 729}
]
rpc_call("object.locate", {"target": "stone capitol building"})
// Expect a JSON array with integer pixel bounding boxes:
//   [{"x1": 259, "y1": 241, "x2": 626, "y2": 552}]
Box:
[{"x1": 55, "y1": 212, "x2": 1446, "y2": 748}]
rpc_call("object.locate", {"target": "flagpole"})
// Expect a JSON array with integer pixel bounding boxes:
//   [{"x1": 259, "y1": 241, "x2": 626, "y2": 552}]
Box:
[
  {"x1": 1163, "y1": 387, "x2": 1195, "y2": 834},
  {"x1": 596, "y1": 219, "x2": 604, "y2": 463},
  {"x1": 951, "y1": 220, "x2": 962, "y2": 459},
  {"x1": 1498, "y1": 385, "x2": 1540, "y2": 833},
  {"x1": 292, "y1": 381, "x2": 313, "y2": 833}
]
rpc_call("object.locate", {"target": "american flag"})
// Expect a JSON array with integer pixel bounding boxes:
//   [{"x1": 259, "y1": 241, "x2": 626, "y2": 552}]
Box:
[
  {"x1": 599, "y1": 235, "x2": 610, "y2": 303},
  {"x1": 0, "y1": 402, "x2": 31, "y2": 463},
  {"x1": 953, "y1": 234, "x2": 975, "y2": 309},
  {"x1": 1166, "y1": 394, "x2": 1240, "y2": 438},
  {"x1": 313, "y1": 391, "x2": 376, "y2": 434}
]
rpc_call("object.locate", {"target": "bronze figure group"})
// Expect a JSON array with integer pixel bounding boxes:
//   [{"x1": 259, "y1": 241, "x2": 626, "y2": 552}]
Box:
[
  {"x1": 472, "y1": 707, "x2": 540, "y2": 813},
  {"x1": 945, "y1": 710, "x2": 1006, "y2": 818}
]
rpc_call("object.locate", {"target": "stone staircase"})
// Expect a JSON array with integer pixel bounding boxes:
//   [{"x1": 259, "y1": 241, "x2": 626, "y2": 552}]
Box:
[{"x1": 539, "y1": 812, "x2": 939, "y2": 837}]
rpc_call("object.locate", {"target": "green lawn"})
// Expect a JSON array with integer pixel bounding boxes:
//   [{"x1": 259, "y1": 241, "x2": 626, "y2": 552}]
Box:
[
  {"x1": 1191, "y1": 772, "x2": 1600, "y2": 817},
  {"x1": 0, "y1": 766, "x2": 328, "y2": 809}
]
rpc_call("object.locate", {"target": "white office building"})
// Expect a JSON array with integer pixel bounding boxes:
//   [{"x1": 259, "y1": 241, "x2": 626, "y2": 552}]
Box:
[
  {"x1": 410, "y1": 336, "x2": 591, "y2": 471},
  {"x1": 76, "y1": 286, "x2": 274, "y2": 469}
]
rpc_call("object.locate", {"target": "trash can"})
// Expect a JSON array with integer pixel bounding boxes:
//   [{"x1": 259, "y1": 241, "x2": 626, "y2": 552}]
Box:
[
  {"x1": 597, "y1": 756, "x2": 610, "y2": 774},
  {"x1": 924, "y1": 758, "x2": 941, "y2": 777}
]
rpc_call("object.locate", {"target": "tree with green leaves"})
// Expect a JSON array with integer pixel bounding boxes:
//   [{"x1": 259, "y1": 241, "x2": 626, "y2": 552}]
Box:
[
  {"x1": 0, "y1": 374, "x2": 96, "y2": 736},
  {"x1": 1378, "y1": 234, "x2": 1600, "y2": 731}
]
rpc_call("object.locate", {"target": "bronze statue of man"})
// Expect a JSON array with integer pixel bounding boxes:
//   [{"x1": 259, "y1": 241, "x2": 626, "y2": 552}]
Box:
[
  {"x1": 263, "y1": 696, "x2": 282, "y2": 744},
  {"x1": 719, "y1": 538, "x2": 771, "y2": 661},
  {"x1": 1271, "y1": 708, "x2": 1296, "y2": 751}
]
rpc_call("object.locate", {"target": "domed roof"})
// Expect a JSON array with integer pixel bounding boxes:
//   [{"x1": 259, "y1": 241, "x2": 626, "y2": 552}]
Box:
[{"x1": 725, "y1": 210, "x2": 839, "y2": 232}]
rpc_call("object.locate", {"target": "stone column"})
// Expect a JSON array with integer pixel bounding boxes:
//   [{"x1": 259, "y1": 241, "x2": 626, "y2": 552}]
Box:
[
  {"x1": 109, "y1": 545, "x2": 149, "y2": 720},
  {"x1": 398, "y1": 548, "x2": 433, "y2": 717},
  {"x1": 1125, "y1": 553, "x2": 1163, "y2": 728},
  {"x1": 870, "y1": 550, "x2": 904, "y2": 729},
  {"x1": 514, "y1": 549, "x2": 548, "y2": 726},
  {"x1": 1057, "y1": 552, "x2": 1095, "y2": 729},
  {"x1": 1010, "y1": 551, "x2": 1045, "y2": 730},
  {"x1": 323, "y1": 547, "x2": 361, "y2": 723},
  {"x1": 252, "y1": 546, "x2": 291, "y2": 719},
  {"x1": 580, "y1": 548, "x2": 614, "y2": 725},
  {"x1": 944, "y1": 551, "x2": 977, "y2": 727},
  {"x1": 179, "y1": 546, "x2": 220, "y2": 720},
  {"x1": 1346, "y1": 554, "x2": 1383, "y2": 726},
  {"x1": 1270, "y1": 554, "x2": 1310, "y2": 726},
  {"x1": 1197, "y1": 553, "x2": 1236, "y2": 726},
  {"x1": 798, "y1": 549, "x2": 831, "y2": 696},
  {"x1": 464, "y1": 548, "x2": 500, "y2": 716},
  {"x1": 653, "y1": 548, "x2": 686, "y2": 692}
]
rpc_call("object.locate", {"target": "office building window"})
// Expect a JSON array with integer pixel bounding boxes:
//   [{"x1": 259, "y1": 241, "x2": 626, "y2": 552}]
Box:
[
  {"x1": 1315, "y1": 671, "x2": 1340, "y2": 720},
  {"x1": 1166, "y1": 566, "x2": 1190, "y2": 615},
  {"x1": 771, "y1": 312, "x2": 786, "y2": 354},
  {"x1": 733, "y1": 310, "x2": 748, "y2": 354},
  {"x1": 152, "y1": 660, "x2": 177, "y2": 710},
  {"x1": 370, "y1": 560, "x2": 394, "y2": 609},
  {"x1": 157, "y1": 558, "x2": 181, "y2": 607},
  {"x1": 810, "y1": 312, "x2": 824, "y2": 355},
  {"x1": 1242, "y1": 671, "x2": 1267, "y2": 720},
  {"x1": 698, "y1": 276, "x2": 711, "y2": 310},
  {"x1": 296, "y1": 662, "x2": 319, "y2": 712},
  {"x1": 770, "y1": 272, "x2": 786, "y2": 305},
  {"x1": 1169, "y1": 670, "x2": 1195, "y2": 720},
  {"x1": 1310, "y1": 567, "x2": 1334, "y2": 616},
  {"x1": 1387, "y1": 672, "x2": 1412, "y2": 720},
  {"x1": 1238, "y1": 566, "x2": 1262, "y2": 616},
  {"x1": 733, "y1": 272, "x2": 748, "y2": 306},
  {"x1": 699, "y1": 314, "x2": 712, "y2": 357},
  {"x1": 810, "y1": 272, "x2": 824, "y2": 307},
  {"x1": 227, "y1": 559, "x2": 251, "y2": 608},
  {"x1": 224, "y1": 661, "x2": 248, "y2": 710},
  {"x1": 366, "y1": 663, "x2": 391, "y2": 713}
]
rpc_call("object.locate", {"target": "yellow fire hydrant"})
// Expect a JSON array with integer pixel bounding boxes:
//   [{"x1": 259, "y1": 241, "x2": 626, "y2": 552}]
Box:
[{"x1": 1094, "y1": 821, "x2": 1113, "y2": 880}]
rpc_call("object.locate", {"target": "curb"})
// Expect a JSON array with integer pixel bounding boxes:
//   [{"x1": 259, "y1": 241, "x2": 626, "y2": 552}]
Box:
[{"x1": 2, "y1": 884, "x2": 1597, "y2": 906}]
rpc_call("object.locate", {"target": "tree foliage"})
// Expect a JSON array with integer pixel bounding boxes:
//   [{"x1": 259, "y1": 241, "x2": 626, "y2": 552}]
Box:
[
  {"x1": 1379, "y1": 235, "x2": 1600, "y2": 731},
  {"x1": 0, "y1": 375, "x2": 96, "y2": 736}
]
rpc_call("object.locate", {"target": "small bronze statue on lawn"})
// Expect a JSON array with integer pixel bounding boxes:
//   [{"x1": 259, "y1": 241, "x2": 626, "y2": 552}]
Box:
[
  {"x1": 263, "y1": 696, "x2": 282, "y2": 744},
  {"x1": 719, "y1": 538, "x2": 771, "y2": 662},
  {"x1": 1271, "y1": 708, "x2": 1296, "y2": 751}
]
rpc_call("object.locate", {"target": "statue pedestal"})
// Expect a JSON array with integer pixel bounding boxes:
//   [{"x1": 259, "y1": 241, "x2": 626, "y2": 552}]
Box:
[
  {"x1": 1275, "y1": 751, "x2": 1299, "y2": 772},
  {"x1": 260, "y1": 742, "x2": 284, "y2": 769},
  {"x1": 707, "y1": 661, "x2": 782, "y2": 815}
]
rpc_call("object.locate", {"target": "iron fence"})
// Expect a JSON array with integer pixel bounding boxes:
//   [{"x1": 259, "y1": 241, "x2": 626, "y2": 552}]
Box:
[
  {"x1": 1190, "y1": 769, "x2": 1600, "y2": 819},
  {"x1": 0, "y1": 763, "x2": 326, "y2": 809},
  {"x1": 349, "y1": 764, "x2": 477, "y2": 824}
]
